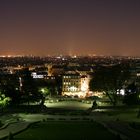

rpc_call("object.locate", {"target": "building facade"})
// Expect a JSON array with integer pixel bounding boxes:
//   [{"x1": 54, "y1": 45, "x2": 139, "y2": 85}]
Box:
[{"x1": 62, "y1": 72, "x2": 90, "y2": 98}]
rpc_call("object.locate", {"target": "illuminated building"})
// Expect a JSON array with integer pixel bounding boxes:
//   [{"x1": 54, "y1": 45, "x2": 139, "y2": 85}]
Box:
[
  {"x1": 31, "y1": 72, "x2": 44, "y2": 79},
  {"x1": 81, "y1": 75, "x2": 90, "y2": 92},
  {"x1": 51, "y1": 66, "x2": 64, "y2": 76},
  {"x1": 62, "y1": 73, "x2": 81, "y2": 93},
  {"x1": 47, "y1": 64, "x2": 53, "y2": 76},
  {"x1": 62, "y1": 72, "x2": 90, "y2": 98},
  {"x1": 46, "y1": 64, "x2": 64, "y2": 76}
]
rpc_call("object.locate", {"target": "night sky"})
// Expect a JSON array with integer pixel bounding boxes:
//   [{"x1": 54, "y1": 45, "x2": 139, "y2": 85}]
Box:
[{"x1": 0, "y1": 0, "x2": 140, "y2": 56}]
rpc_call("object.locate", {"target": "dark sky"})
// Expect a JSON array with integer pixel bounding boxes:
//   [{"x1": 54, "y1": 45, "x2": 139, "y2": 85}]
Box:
[{"x1": 0, "y1": 0, "x2": 140, "y2": 56}]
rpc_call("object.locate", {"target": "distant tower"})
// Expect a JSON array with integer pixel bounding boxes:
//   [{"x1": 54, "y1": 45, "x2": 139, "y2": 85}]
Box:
[{"x1": 47, "y1": 64, "x2": 53, "y2": 76}]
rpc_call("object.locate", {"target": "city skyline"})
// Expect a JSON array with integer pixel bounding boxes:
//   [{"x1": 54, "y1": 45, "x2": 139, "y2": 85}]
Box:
[{"x1": 0, "y1": 0, "x2": 140, "y2": 56}]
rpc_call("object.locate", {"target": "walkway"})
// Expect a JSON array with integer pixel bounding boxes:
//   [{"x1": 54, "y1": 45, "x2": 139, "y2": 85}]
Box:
[
  {"x1": 0, "y1": 121, "x2": 30, "y2": 139},
  {"x1": 103, "y1": 121, "x2": 140, "y2": 140}
]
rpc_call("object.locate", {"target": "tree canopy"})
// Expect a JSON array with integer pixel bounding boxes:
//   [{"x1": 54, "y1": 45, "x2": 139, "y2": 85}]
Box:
[{"x1": 90, "y1": 64, "x2": 130, "y2": 105}]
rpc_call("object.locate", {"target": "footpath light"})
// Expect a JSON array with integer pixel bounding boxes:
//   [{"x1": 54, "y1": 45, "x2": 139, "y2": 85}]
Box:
[
  {"x1": 40, "y1": 88, "x2": 45, "y2": 93},
  {"x1": 117, "y1": 89, "x2": 125, "y2": 95},
  {"x1": 0, "y1": 93, "x2": 11, "y2": 107},
  {"x1": 39, "y1": 87, "x2": 50, "y2": 97},
  {"x1": 39, "y1": 88, "x2": 47, "y2": 93}
]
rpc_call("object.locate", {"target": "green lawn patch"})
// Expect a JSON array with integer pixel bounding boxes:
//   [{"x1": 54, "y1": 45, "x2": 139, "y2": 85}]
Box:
[{"x1": 14, "y1": 121, "x2": 116, "y2": 140}]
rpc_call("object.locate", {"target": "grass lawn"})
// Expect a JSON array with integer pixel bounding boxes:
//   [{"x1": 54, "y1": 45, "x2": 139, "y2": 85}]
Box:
[{"x1": 14, "y1": 121, "x2": 116, "y2": 140}]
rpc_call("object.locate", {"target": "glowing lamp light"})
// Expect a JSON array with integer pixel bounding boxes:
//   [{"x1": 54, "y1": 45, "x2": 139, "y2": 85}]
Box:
[
  {"x1": 117, "y1": 89, "x2": 125, "y2": 95},
  {"x1": 41, "y1": 88, "x2": 45, "y2": 93}
]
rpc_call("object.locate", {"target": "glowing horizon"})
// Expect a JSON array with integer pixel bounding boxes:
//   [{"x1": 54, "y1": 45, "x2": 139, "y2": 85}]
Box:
[{"x1": 1, "y1": 0, "x2": 140, "y2": 56}]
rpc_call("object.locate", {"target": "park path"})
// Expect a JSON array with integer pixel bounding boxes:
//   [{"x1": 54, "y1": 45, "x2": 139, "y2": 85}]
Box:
[
  {"x1": 0, "y1": 114, "x2": 92, "y2": 139},
  {"x1": 1, "y1": 113, "x2": 140, "y2": 140},
  {"x1": 0, "y1": 121, "x2": 30, "y2": 139},
  {"x1": 103, "y1": 121, "x2": 140, "y2": 140}
]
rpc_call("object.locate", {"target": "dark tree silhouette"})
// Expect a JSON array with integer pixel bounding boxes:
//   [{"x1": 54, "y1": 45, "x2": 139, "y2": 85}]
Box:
[
  {"x1": 19, "y1": 68, "x2": 42, "y2": 105},
  {"x1": 90, "y1": 64, "x2": 130, "y2": 106},
  {"x1": 123, "y1": 82, "x2": 139, "y2": 105},
  {"x1": 0, "y1": 74, "x2": 20, "y2": 105}
]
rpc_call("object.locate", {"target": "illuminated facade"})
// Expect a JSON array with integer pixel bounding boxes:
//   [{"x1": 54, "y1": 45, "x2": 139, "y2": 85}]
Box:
[
  {"x1": 62, "y1": 73, "x2": 81, "y2": 92},
  {"x1": 31, "y1": 72, "x2": 44, "y2": 79},
  {"x1": 62, "y1": 73, "x2": 90, "y2": 98},
  {"x1": 47, "y1": 64, "x2": 53, "y2": 76},
  {"x1": 81, "y1": 75, "x2": 90, "y2": 92}
]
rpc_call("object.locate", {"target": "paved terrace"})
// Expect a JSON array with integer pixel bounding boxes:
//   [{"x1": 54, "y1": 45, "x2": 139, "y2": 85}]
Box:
[
  {"x1": 1, "y1": 101, "x2": 140, "y2": 140},
  {"x1": 1, "y1": 113, "x2": 140, "y2": 140}
]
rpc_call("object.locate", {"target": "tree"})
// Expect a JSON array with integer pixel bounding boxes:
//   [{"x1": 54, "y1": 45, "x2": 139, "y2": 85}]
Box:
[
  {"x1": 90, "y1": 64, "x2": 130, "y2": 106},
  {"x1": 19, "y1": 68, "x2": 42, "y2": 105},
  {"x1": 0, "y1": 74, "x2": 20, "y2": 105},
  {"x1": 55, "y1": 76, "x2": 62, "y2": 95},
  {"x1": 123, "y1": 82, "x2": 139, "y2": 105},
  {"x1": 39, "y1": 87, "x2": 50, "y2": 97},
  {"x1": 38, "y1": 87, "x2": 50, "y2": 106},
  {"x1": 0, "y1": 92, "x2": 11, "y2": 111}
]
